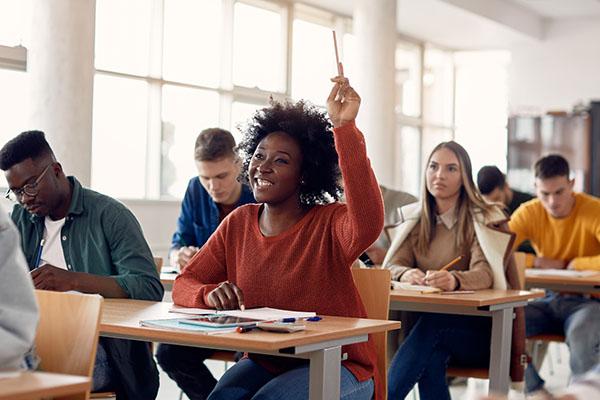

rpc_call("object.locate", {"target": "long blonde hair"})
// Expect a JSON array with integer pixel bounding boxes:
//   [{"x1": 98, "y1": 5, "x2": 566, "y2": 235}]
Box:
[{"x1": 416, "y1": 141, "x2": 496, "y2": 255}]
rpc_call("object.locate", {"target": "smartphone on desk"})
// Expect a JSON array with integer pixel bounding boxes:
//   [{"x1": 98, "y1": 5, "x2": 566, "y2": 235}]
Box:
[{"x1": 179, "y1": 315, "x2": 261, "y2": 328}]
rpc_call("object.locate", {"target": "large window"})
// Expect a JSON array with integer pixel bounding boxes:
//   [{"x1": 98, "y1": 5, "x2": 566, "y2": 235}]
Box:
[
  {"x1": 92, "y1": 0, "x2": 499, "y2": 201},
  {"x1": 0, "y1": 0, "x2": 30, "y2": 189},
  {"x1": 92, "y1": 0, "x2": 354, "y2": 199}
]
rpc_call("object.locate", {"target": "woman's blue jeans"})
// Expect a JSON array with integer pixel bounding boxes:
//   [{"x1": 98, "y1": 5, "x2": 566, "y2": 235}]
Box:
[
  {"x1": 207, "y1": 358, "x2": 374, "y2": 400},
  {"x1": 388, "y1": 313, "x2": 491, "y2": 400}
]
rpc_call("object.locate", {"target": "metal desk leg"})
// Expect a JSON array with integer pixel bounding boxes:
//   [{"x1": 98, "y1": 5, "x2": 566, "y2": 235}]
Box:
[
  {"x1": 309, "y1": 346, "x2": 342, "y2": 400},
  {"x1": 488, "y1": 307, "x2": 513, "y2": 395}
]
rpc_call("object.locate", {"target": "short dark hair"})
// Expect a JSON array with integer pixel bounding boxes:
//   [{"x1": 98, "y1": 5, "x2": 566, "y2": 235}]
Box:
[
  {"x1": 534, "y1": 154, "x2": 570, "y2": 180},
  {"x1": 237, "y1": 99, "x2": 342, "y2": 206},
  {"x1": 0, "y1": 130, "x2": 54, "y2": 171},
  {"x1": 194, "y1": 128, "x2": 236, "y2": 162},
  {"x1": 477, "y1": 165, "x2": 506, "y2": 195}
]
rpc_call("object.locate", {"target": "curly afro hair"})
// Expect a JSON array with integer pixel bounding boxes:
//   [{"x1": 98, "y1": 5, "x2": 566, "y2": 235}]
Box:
[{"x1": 237, "y1": 99, "x2": 343, "y2": 206}]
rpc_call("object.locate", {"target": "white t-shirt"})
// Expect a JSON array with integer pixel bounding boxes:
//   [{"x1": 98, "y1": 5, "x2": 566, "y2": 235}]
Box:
[{"x1": 40, "y1": 217, "x2": 67, "y2": 270}]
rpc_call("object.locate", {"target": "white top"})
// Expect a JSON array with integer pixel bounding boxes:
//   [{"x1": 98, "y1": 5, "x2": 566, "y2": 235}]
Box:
[{"x1": 40, "y1": 217, "x2": 67, "y2": 270}]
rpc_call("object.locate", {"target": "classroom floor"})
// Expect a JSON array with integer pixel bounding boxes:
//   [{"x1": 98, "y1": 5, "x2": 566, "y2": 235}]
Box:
[{"x1": 155, "y1": 342, "x2": 571, "y2": 400}]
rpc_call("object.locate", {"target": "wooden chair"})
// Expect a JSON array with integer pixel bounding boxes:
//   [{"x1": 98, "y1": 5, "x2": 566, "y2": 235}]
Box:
[
  {"x1": 153, "y1": 256, "x2": 164, "y2": 274},
  {"x1": 351, "y1": 268, "x2": 392, "y2": 400},
  {"x1": 35, "y1": 289, "x2": 103, "y2": 400},
  {"x1": 91, "y1": 256, "x2": 164, "y2": 400}
]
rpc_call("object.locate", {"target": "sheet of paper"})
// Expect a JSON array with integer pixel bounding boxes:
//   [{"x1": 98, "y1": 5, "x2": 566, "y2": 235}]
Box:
[
  {"x1": 169, "y1": 306, "x2": 216, "y2": 315},
  {"x1": 169, "y1": 306, "x2": 316, "y2": 320},
  {"x1": 219, "y1": 307, "x2": 316, "y2": 321},
  {"x1": 525, "y1": 269, "x2": 598, "y2": 278},
  {"x1": 391, "y1": 281, "x2": 442, "y2": 293},
  {"x1": 0, "y1": 370, "x2": 22, "y2": 379}
]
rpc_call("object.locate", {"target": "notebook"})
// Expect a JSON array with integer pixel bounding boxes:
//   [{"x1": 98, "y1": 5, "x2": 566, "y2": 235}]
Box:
[
  {"x1": 391, "y1": 281, "x2": 442, "y2": 294},
  {"x1": 139, "y1": 317, "x2": 237, "y2": 334}
]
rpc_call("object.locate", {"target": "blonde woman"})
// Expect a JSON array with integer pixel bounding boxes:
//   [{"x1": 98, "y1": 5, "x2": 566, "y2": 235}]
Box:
[{"x1": 384, "y1": 141, "x2": 518, "y2": 400}]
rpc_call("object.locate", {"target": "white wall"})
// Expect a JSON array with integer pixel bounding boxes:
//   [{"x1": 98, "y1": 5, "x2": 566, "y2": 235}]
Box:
[
  {"x1": 508, "y1": 17, "x2": 600, "y2": 112},
  {"x1": 121, "y1": 199, "x2": 181, "y2": 261}
]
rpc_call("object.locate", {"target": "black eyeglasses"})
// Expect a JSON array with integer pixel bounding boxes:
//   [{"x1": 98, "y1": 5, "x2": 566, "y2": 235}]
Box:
[{"x1": 5, "y1": 163, "x2": 53, "y2": 202}]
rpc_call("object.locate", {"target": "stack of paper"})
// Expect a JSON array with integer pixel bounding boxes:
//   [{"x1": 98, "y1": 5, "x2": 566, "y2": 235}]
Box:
[{"x1": 391, "y1": 281, "x2": 442, "y2": 294}]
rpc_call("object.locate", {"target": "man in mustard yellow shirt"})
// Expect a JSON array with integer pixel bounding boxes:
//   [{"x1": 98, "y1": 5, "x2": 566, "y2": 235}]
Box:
[{"x1": 509, "y1": 154, "x2": 600, "y2": 395}]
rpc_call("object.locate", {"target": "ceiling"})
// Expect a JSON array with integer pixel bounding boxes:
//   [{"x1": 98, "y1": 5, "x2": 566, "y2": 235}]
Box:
[
  {"x1": 299, "y1": 0, "x2": 600, "y2": 49},
  {"x1": 511, "y1": 0, "x2": 600, "y2": 18}
]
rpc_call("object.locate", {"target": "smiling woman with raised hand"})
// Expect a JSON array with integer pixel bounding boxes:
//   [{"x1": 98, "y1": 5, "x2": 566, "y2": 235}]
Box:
[
  {"x1": 383, "y1": 141, "x2": 523, "y2": 400},
  {"x1": 172, "y1": 73, "x2": 384, "y2": 400}
]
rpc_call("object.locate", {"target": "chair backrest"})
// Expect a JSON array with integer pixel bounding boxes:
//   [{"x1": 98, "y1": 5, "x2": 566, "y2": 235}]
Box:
[
  {"x1": 513, "y1": 251, "x2": 528, "y2": 290},
  {"x1": 351, "y1": 268, "x2": 391, "y2": 400},
  {"x1": 153, "y1": 256, "x2": 164, "y2": 274},
  {"x1": 35, "y1": 290, "x2": 103, "y2": 381}
]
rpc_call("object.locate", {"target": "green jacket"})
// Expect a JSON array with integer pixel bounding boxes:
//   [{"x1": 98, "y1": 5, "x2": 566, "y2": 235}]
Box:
[{"x1": 11, "y1": 176, "x2": 163, "y2": 301}]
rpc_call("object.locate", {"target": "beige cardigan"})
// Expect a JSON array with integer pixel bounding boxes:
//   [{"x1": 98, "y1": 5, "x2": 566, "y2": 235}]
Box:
[
  {"x1": 382, "y1": 202, "x2": 511, "y2": 290},
  {"x1": 382, "y1": 201, "x2": 527, "y2": 383}
]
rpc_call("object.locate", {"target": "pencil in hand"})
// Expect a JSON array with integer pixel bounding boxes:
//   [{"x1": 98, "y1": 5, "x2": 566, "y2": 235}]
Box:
[
  {"x1": 439, "y1": 255, "x2": 463, "y2": 272},
  {"x1": 332, "y1": 30, "x2": 343, "y2": 77}
]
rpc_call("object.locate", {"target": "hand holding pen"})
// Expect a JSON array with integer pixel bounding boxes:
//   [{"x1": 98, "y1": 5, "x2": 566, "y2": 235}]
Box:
[{"x1": 425, "y1": 255, "x2": 463, "y2": 291}]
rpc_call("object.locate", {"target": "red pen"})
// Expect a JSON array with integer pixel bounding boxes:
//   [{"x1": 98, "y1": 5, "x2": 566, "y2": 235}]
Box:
[{"x1": 236, "y1": 325, "x2": 257, "y2": 333}]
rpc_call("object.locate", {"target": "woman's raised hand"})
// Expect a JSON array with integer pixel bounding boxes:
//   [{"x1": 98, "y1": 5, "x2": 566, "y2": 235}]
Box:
[{"x1": 327, "y1": 64, "x2": 360, "y2": 128}]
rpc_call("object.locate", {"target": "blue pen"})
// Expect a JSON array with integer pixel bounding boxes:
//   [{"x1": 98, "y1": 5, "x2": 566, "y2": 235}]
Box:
[
  {"x1": 33, "y1": 239, "x2": 45, "y2": 270},
  {"x1": 280, "y1": 318, "x2": 296, "y2": 323},
  {"x1": 305, "y1": 316, "x2": 322, "y2": 322}
]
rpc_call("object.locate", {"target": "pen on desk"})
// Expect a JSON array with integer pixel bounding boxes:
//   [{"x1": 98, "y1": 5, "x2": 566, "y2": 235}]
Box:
[
  {"x1": 440, "y1": 255, "x2": 463, "y2": 272},
  {"x1": 32, "y1": 238, "x2": 45, "y2": 270},
  {"x1": 236, "y1": 324, "x2": 257, "y2": 333}
]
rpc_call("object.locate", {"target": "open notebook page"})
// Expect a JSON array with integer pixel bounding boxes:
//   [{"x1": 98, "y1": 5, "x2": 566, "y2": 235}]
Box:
[
  {"x1": 170, "y1": 306, "x2": 316, "y2": 320},
  {"x1": 391, "y1": 281, "x2": 442, "y2": 293}
]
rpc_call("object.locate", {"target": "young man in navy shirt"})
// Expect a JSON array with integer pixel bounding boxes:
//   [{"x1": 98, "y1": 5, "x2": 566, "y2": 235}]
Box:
[{"x1": 158, "y1": 128, "x2": 254, "y2": 400}]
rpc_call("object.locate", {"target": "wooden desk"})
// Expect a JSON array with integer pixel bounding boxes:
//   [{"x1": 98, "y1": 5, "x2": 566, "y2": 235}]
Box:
[
  {"x1": 100, "y1": 299, "x2": 400, "y2": 400},
  {"x1": 525, "y1": 271, "x2": 600, "y2": 294},
  {"x1": 390, "y1": 289, "x2": 543, "y2": 395},
  {"x1": 0, "y1": 371, "x2": 90, "y2": 400}
]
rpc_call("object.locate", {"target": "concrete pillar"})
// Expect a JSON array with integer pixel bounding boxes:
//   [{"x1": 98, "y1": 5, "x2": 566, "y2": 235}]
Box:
[
  {"x1": 353, "y1": 0, "x2": 397, "y2": 187},
  {"x1": 28, "y1": 0, "x2": 96, "y2": 185}
]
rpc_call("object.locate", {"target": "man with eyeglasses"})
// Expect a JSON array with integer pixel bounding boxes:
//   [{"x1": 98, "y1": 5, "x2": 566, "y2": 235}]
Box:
[{"x1": 0, "y1": 130, "x2": 164, "y2": 400}]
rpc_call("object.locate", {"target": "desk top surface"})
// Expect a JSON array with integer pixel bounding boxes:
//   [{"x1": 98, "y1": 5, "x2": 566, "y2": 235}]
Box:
[
  {"x1": 100, "y1": 299, "x2": 400, "y2": 352},
  {"x1": 525, "y1": 271, "x2": 600, "y2": 286},
  {"x1": 390, "y1": 288, "x2": 543, "y2": 307},
  {"x1": 0, "y1": 371, "x2": 90, "y2": 400},
  {"x1": 160, "y1": 272, "x2": 176, "y2": 285}
]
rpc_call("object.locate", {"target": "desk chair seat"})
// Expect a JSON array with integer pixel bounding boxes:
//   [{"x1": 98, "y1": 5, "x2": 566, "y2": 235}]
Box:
[
  {"x1": 529, "y1": 333, "x2": 565, "y2": 343},
  {"x1": 447, "y1": 366, "x2": 489, "y2": 380},
  {"x1": 90, "y1": 392, "x2": 116, "y2": 399}
]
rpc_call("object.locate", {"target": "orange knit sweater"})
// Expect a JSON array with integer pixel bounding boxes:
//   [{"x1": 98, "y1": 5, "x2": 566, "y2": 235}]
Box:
[{"x1": 173, "y1": 121, "x2": 385, "y2": 398}]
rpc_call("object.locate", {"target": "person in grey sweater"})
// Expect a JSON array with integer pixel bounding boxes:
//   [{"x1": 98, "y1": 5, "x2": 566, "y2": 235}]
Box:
[{"x1": 0, "y1": 210, "x2": 38, "y2": 370}]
